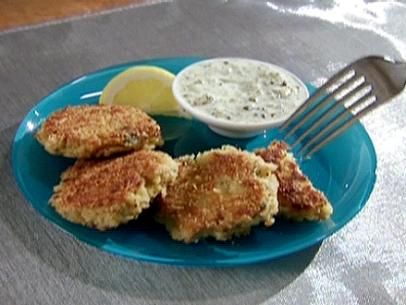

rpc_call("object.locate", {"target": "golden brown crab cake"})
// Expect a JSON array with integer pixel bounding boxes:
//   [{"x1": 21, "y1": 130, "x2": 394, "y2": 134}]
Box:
[
  {"x1": 50, "y1": 150, "x2": 178, "y2": 230},
  {"x1": 156, "y1": 146, "x2": 279, "y2": 243},
  {"x1": 255, "y1": 141, "x2": 333, "y2": 221},
  {"x1": 36, "y1": 104, "x2": 163, "y2": 158}
]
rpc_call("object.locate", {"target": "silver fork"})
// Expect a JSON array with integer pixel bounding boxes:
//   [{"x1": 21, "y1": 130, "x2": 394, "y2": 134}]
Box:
[{"x1": 280, "y1": 55, "x2": 406, "y2": 157}]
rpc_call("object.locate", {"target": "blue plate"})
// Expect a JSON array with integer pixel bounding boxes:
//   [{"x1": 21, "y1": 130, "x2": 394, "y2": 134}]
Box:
[{"x1": 12, "y1": 57, "x2": 377, "y2": 266}]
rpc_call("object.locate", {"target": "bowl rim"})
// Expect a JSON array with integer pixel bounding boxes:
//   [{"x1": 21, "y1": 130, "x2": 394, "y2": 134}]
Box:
[{"x1": 172, "y1": 57, "x2": 310, "y2": 131}]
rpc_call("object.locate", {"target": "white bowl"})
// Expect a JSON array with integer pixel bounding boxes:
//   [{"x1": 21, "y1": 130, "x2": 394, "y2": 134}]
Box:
[{"x1": 172, "y1": 58, "x2": 309, "y2": 138}]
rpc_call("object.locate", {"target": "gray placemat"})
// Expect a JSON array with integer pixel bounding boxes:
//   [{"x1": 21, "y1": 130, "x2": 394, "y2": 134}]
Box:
[{"x1": 1, "y1": 1, "x2": 405, "y2": 304}]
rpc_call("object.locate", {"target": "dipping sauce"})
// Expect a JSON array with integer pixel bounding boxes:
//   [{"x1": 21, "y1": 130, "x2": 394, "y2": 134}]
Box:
[{"x1": 174, "y1": 58, "x2": 308, "y2": 123}]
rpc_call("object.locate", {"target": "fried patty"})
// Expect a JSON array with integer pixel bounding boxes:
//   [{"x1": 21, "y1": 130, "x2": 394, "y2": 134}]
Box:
[
  {"x1": 36, "y1": 104, "x2": 163, "y2": 158},
  {"x1": 155, "y1": 146, "x2": 279, "y2": 243},
  {"x1": 255, "y1": 141, "x2": 333, "y2": 221},
  {"x1": 51, "y1": 150, "x2": 178, "y2": 230}
]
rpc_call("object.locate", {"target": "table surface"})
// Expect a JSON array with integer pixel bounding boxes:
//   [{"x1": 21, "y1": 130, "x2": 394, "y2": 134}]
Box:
[
  {"x1": 0, "y1": 0, "x2": 142, "y2": 31},
  {"x1": 0, "y1": 1, "x2": 405, "y2": 304}
]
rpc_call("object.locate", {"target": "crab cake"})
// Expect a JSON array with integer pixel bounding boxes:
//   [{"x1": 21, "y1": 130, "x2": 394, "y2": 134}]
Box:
[
  {"x1": 156, "y1": 146, "x2": 279, "y2": 243},
  {"x1": 36, "y1": 104, "x2": 163, "y2": 158},
  {"x1": 50, "y1": 150, "x2": 178, "y2": 230},
  {"x1": 255, "y1": 141, "x2": 333, "y2": 221}
]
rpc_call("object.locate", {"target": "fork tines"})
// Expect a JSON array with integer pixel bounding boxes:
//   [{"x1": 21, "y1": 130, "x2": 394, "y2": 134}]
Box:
[{"x1": 280, "y1": 64, "x2": 377, "y2": 157}]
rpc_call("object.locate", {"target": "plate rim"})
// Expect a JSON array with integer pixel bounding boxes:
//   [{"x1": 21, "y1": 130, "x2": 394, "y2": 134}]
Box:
[{"x1": 11, "y1": 56, "x2": 378, "y2": 267}]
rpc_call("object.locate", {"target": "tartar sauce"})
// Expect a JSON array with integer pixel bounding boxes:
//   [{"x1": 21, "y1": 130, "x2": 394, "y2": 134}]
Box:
[{"x1": 176, "y1": 58, "x2": 308, "y2": 123}]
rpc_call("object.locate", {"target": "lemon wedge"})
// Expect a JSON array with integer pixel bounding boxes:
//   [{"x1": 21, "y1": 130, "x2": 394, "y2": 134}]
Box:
[{"x1": 99, "y1": 66, "x2": 186, "y2": 116}]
